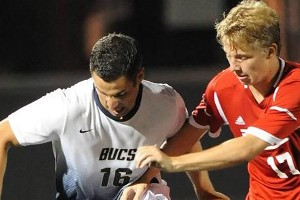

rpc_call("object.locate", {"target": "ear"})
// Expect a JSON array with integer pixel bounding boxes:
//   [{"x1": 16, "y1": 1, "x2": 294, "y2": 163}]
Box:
[
  {"x1": 266, "y1": 43, "x2": 278, "y2": 58},
  {"x1": 136, "y1": 67, "x2": 145, "y2": 82}
]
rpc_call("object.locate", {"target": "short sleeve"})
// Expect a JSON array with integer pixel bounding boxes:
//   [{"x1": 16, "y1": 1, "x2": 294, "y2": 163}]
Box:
[{"x1": 8, "y1": 89, "x2": 67, "y2": 145}]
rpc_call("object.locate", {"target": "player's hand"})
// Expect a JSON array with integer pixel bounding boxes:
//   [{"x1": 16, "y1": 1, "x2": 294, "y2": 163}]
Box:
[
  {"x1": 135, "y1": 146, "x2": 174, "y2": 172},
  {"x1": 192, "y1": 94, "x2": 210, "y2": 126},
  {"x1": 120, "y1": 182, "x2": 148, "y2": 200},
  {"x1": 192, "y1": 94, "x2": 221, "y2": 137}
]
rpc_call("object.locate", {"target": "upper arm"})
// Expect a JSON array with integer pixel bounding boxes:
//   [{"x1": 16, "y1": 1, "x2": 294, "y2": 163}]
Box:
[
  {"x1": 0, "y1": 119, "x2": 20, "y2": 148},
  {"x1": 186, "y1": 139, "x2": 203, "y2": 153},
  {"x1": 173, "y1": 90, "x2": 189, "y2": 134},
  {"x1": 164, "y1": 120, "x2": 207, "y2": 156}
]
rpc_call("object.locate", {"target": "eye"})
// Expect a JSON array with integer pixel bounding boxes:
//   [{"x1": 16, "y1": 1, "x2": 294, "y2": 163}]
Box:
[
  {"x1": 115, "y1": 91, "x2": 127, "y2": 98},
  {"x1": 236, "y1": 55, "x2": 249, "y2": 60}
]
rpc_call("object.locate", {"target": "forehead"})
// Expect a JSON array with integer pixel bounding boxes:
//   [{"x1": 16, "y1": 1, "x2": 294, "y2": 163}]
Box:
[
  {"x1": 223, "y1": 43, "x2": 257, "y2": 55},
  {"x1": 224, "y1": 44, "x2": 244, "y2": 54},
  {"x1": 92, "y1": 72, "x2": 133, "y2": 95}
]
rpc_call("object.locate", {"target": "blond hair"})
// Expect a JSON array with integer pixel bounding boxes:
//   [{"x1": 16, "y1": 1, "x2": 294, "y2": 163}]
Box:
[{"x1": 215, "y1": 0, "x2": 281, "y2": 54}]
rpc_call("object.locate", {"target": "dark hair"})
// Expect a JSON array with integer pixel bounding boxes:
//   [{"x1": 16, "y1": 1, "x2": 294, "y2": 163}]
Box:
[{"x1": 89, "y1": 33, "x2": 143, "y2": 82}]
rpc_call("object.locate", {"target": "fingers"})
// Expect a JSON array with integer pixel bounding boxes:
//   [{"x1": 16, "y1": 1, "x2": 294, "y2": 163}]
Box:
[
  {"x1": 132, "y1": 185, "x2": 147, "y2": 200},
  {"x1": 120, "y1": 183, "x2": 148, "y2": 200},
  {"x1": 135, "y1": 146, "x2": 160, "y2": 168},
  {"x1": 120, "y1": 189, "x2": 134, "y2": 200},
  {"x1": 136, "y1": 155, "x2": 155, "y2": 169}
]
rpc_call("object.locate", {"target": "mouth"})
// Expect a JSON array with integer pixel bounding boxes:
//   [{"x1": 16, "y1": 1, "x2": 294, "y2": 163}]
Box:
[
  {"x1": 112, "y1": 107, "x2": 126, "y2": 117},
  {"x1": 235, "y1": 73, "x2": 248, "y2": 82},
  {"x1": 238, "y1": 75, "x2": 247, "y2": 80}
]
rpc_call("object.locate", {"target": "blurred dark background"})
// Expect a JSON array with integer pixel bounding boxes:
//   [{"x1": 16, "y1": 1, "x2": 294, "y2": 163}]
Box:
[
  {"x1": 0, "y1": 0, "x2": 299, "y2": 199},
  {"x1": 0, "y1": 0, "x2": 248, "y2": 73},
  {"x1": 1, "y1": 0, "x2": 299, "y2": 73}
]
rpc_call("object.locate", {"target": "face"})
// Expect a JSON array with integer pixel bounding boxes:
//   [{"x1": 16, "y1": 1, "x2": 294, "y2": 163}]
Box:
[
  {"x1": 224, "y1": 44, "x2": 275, "y2": 87},
  {"x1": 92, "y1": 70, "x2": 144, "y2": 119}
]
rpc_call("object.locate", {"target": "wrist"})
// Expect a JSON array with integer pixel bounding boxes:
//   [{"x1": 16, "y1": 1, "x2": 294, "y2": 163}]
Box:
[{"x1": 170, "y1": 157, "x2": 181, "y2": 172}]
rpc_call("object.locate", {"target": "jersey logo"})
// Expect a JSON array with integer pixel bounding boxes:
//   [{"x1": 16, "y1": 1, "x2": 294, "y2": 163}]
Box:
[
  {"x1": 235, "y1": 116, "x2": 245, "y2": 125},
  {"x1": 79, "y1": 128, "x2": 93, "y2": 133}
]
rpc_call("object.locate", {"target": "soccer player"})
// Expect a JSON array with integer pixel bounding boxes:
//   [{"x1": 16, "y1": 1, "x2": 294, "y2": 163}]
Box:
[
  {"x1": 135, "y1": 0, "x2": 300, "y2": 199},
  {"x1": 0, "y1": 33, "x2": 227, "y2": 199}
]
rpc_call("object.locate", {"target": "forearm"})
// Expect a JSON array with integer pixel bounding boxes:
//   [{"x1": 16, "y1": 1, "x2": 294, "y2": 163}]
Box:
[
  {"x1": 172, "y1": 150, "x2": 238, "y2": 172},
  {"x1": 185, "y1": 143, "x2": 214, "y2": 195},
  {"x1": 0, "y1": 119, "x2": 20, "y2": 198},
  {"x1": 170, "y1": 135, "x2": 268, "y2": 172},
  {"x1": 186, "y1": 170, "x2": 215, "y2": 197},
  {"x1": 186, "y1": 142, "x2": 228, "y2": 199},
  {"x1": 0, "y1": 146, "x2": 8, "y2": 197}
]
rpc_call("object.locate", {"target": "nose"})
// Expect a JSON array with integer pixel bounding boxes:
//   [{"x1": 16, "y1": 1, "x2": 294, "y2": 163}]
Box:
[
  {"x1": 105, "y1": 96, "x2": 119, "y2": 110},
  {"x1": 230, "y1": 64, "x2": 240, "y2": 72},
  {"x1": 228, "y1": 59, "x2": 240, "y2": 72}
]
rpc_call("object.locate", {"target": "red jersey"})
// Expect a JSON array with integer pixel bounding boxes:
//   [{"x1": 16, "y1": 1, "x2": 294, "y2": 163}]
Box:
[{"x1": 191, "y1": 59, "x2": 300, "y2": 199}]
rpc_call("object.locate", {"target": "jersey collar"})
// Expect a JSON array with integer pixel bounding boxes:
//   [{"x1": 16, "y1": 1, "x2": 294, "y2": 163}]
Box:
[
  {"x1": 272, "y1": 57, "x2": 285, "y2": 88},
  {"x1": 93, "y1": 83, "x2": 143, "y2": 122}
]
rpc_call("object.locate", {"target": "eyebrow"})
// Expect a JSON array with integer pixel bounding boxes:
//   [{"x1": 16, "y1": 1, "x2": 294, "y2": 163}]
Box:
[{"x1": 95, "y1": 86, "x2": 127, "y2": 97}]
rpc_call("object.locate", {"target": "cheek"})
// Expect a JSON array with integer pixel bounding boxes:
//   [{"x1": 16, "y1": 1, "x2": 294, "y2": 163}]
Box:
[
  {"x1": 99, "y1": 93, "x2": 109, "y2": 104},
  {"x1": 245, "y1": 66, "x2": 262, "y2": 81},
  {"x1": 123, "y1": 94, "x2": 138, "y2": 108},
  {"x1": 124, "y1": 97, "x2": 135, "y2": 108},
  {"x1": 241, "y1": 61, "x2": 258, "y2": 74},
  {"x1": 97, "y1": 94, "x2": 105, "y2": 105}
]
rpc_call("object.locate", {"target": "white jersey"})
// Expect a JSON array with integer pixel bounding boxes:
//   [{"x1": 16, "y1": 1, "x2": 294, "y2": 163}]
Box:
[{"x1": 8, "y1": 79, "x2": 187, "y2": 200}]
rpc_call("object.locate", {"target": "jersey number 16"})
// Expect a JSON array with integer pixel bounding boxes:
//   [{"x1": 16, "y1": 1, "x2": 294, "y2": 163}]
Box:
[{"x1": 101, "y1": 168, "x2": 132, "y2": 186}]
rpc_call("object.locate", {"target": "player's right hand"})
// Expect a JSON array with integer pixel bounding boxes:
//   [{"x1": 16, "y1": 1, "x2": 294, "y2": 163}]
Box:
[{"x1": 135, "y1": 146, "x2": 175, "y2": 172}]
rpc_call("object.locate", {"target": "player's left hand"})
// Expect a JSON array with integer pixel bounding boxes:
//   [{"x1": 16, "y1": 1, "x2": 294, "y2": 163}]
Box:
[
  {"x1": 135, "y1": 146, "x2": 174, "y2": 172},
  {"x1": 120, "y1": 182, "x2": 148, "y2": 200}
]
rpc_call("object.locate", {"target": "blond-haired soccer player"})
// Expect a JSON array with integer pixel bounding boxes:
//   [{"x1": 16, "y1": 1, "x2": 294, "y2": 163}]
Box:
[{"x1": 136, "y1": 1, "x2": 300, "y2": 199}]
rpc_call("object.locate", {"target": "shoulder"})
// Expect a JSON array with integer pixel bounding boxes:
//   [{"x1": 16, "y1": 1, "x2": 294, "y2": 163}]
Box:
[
  {"x1": 281, "y1": 61, "x2": 300, "y2": 83},
  {"x1": 142, "y1": 80, "x2": 179, "y2": 97},
  {"x1": 277, "y1": 61, "x2": 300, "y2": 90},
  {"x1": 34, "y1": 79, "x2": 94, "y2": 111},
  {"x1": 141, "y1": 80, "x2": 186, "y2": 110},
  {"x1": 65, "y1": 78, "x2": 93, "y2": 94},
  {"x1": 208, "y1": 68, "x2": 238, "y2": 88},
  {"x1": 275, "y1": 61, "x2": 300, "y2": 102},
  {"x1": 205, "y1": 68, "x2": 240, "y2": 95},
  {"x1": 59, "y1": 78, "x2": 94, "y2": 101}
]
